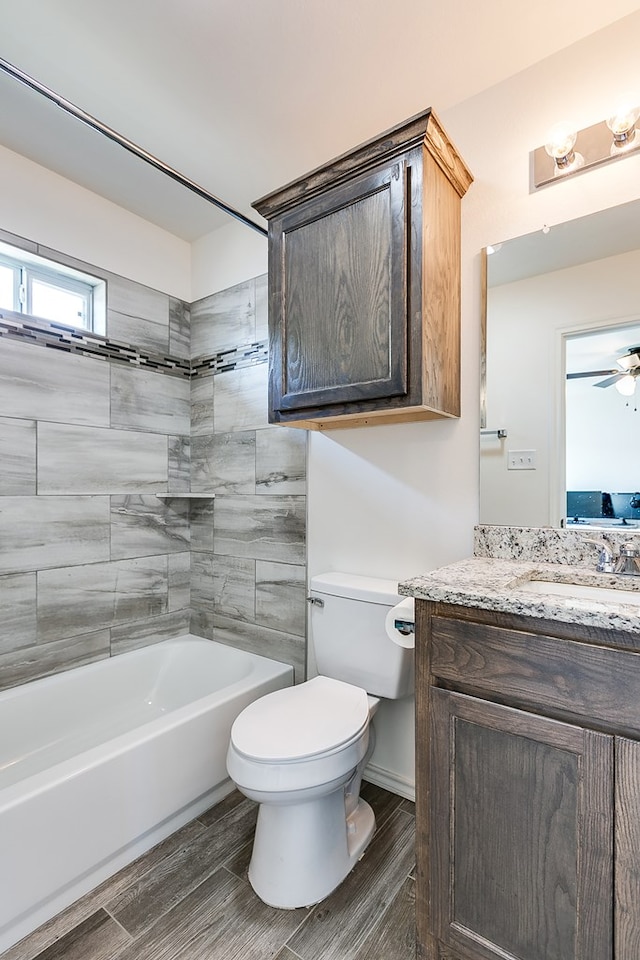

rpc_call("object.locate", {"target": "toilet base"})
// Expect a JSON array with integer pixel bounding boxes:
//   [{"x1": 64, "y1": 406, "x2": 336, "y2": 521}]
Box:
[{"x1": 248, "y1": 790, "x2": 376, "y2": 909}]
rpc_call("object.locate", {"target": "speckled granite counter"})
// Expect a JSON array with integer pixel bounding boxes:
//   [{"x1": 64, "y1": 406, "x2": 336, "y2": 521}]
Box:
[{"x1": 399, "y1": 524, "x2": 640, "y2": 634}]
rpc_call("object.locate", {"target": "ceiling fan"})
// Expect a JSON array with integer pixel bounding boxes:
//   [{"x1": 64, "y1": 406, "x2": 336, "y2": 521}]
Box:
[{"x1": 566, "y1": 345, "x2": 640, "y2": 393}]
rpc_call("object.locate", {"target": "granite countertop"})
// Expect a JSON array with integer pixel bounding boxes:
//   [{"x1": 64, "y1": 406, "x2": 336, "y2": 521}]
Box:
[{"x1": 399, "y1": 556, "x2": 640, "y2": 634}]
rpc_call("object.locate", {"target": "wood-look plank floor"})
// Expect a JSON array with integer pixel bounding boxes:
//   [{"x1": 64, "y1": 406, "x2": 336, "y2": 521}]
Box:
[{"x1": 3, "y1": 783, "x2": 415, "y2": 960}]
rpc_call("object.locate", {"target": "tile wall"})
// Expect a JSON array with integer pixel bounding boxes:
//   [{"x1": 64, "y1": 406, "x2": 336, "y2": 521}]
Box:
[
  {"x1": 0, "y1": 231, "x2": 307, "y2": 691},
  {"x1": 189, "y1": 276, "x2": 307, "y2": 682}
]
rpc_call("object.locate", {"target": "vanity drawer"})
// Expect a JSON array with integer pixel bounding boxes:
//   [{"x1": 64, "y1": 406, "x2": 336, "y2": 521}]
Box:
[{"x1": 430, "y1": 615, "x2": 640, "y2": 735}]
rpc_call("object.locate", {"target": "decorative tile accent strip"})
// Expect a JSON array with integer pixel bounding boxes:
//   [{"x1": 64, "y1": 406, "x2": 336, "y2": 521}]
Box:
[
  {"x1": 191, "y1": 340, "x2": 269, "y2": 377},
  {"x1": 0, "y1": 312, "x2": 268, "y2": 379}
]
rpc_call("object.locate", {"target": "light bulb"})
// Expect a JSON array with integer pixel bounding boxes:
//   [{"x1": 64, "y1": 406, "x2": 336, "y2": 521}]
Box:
[
  {"x1": 615, "y1": 374, "x2": 637, "y2": 397},
  {"x1": 606, "y1": 99, "x2": 640, "y2": 143},
  {"x1": 544, "y1": 122, "x2": 578, "y2": 166}
]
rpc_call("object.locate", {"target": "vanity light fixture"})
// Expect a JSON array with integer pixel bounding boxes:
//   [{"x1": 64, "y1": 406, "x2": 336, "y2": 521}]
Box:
[{"x1": 532, "y1": 96, "x2": 640, "y2": 189}]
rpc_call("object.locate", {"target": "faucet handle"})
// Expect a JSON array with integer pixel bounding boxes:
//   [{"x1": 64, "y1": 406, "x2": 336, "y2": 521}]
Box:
[
  {"x1": 583, "y1": 537, "x2": 615, "y2": 572},
  {"x1": 613, "y1": 542, "x2": 640, "y2": 576}
]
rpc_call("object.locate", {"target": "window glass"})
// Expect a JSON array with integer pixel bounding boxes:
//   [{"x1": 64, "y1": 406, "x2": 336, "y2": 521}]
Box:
[
  {"x1": 0, "y1": 263, "x2": 15, "y2": 311},
  {"x1": 30, "y1": 277, "x2": 89, "y2": 327}
]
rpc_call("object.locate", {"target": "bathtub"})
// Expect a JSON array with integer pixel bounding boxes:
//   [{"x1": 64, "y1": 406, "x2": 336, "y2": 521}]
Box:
[{"x1": 0, "y1": 634, "x2": 293, "y2": 954}]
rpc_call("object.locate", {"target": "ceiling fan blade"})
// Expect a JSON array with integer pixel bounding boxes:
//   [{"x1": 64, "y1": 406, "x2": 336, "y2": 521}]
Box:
[
  {"x1": 617, "y1": 349, "x2": 640, "y2": 371},
  {"x1": 566, "y1": 369, "x2": 618, "y2": 380},
  {"x1": 595, "y1": 372, "x2": 625, "y2": 388}
]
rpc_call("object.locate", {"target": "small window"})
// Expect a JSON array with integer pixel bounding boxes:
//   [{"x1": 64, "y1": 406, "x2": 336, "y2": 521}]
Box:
[{"x1": 0, "y1": 241, "x2": 105, "y2": 334}]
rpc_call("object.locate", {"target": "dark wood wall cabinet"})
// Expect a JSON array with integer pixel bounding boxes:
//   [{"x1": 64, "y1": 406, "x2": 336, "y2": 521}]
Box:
[
  {"x1": 253, "y1": 109, "x2": 473, "y2": 429},
  {"x1": 415, "y1": 600, "x2": 640, "y2": 960}
]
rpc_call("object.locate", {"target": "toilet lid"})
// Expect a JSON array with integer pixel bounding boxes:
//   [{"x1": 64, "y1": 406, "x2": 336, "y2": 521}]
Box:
[{"x1": 231, "y1": 676, "x2": 370, "y2": 762}]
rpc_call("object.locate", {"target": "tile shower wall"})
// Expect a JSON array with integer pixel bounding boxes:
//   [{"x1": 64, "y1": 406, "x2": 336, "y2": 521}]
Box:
[
  {"x1": 0, "y1": 230, "x2": 306, "y2": 691},
  {"x1": 0, "y1": 230, "x2": 191, "y2": 691},
  {"x1": 189, "y1": 275, "x2": 307, "y2": 682}
]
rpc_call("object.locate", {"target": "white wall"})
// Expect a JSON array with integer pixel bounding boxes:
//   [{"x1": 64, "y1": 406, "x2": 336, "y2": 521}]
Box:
[
  {"x1": 191, "y1": 219, "x2": 267, "y2": 302},
  {"x1": 0, "y1": 144, "x2": 191, "y2": 300}
]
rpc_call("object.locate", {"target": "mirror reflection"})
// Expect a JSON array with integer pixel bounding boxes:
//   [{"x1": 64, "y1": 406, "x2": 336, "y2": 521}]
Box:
[{"x1": 481, "y1": 197, "x2": 640, "y2": 530}]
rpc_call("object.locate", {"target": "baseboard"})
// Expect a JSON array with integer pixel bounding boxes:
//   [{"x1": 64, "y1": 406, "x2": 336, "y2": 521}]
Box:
[{"x1": 364, "y1": 761, "x2": 415, "y2": 802}]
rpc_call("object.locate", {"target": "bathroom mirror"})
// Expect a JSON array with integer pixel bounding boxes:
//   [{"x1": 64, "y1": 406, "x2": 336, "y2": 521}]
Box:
[{"x1": 481, "y1": 196, "x2": 640, "y2": 529}]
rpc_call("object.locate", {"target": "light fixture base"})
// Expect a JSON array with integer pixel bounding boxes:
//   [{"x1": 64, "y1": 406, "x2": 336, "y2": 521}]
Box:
[{"x1": 532, "y1": 117, "x2": 640, "y2": 190}]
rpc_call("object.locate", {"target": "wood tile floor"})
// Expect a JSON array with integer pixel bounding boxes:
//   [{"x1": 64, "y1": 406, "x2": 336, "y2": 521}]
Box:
[{"x1": 3, "y1": 783, "x2": 416, "y2": 960}]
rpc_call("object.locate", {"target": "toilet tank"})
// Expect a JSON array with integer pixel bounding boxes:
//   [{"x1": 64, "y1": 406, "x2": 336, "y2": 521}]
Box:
[{"x1": 309, "y1": 572, "x2": 414, "y2": 699}]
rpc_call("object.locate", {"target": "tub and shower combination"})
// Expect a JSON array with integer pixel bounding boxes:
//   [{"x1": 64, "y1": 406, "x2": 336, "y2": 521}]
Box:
[{"x1": 0, "y1": 635, "x2": 293, "y2": 954}]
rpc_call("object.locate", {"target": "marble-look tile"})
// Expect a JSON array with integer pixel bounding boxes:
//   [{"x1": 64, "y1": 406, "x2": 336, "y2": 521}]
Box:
[
  {"x1": 111, "y1": 365, "x2": 190, "y2": 435},
  {"x1": 0, "y1": 338, "x2": 110, "y2": 426},
  {"x1": 110, "y1": 495, "x2": 189, "y2": 560},
  {"x1": 0, "y1": 572, "x2": 37, "y2": 653},
  {"x1": 190, "y1": 436, "x2": 216, "y2": 493},
  {"x1": 190, "y1": 374, "x2": 214, "y2": 437},
  {"x1": 255, "y1": 560, "x2": 307, "y2": 637},
  {"x1": 0, "y1": 630, "x2": 110, "y2": 692},
  {"x1": 190, "y1": 499, "x2": 215, "y2": 553},
  {"x1": 214, "y1": 495, "x2": 306, "y2": 563},
  {"x1": 211, "y1": 431, "x2": 256, "y2": 495},
  {"x1": 213, "y1": 555, "x2": 255, "y2": 621},
  {"x1": 0, "y1": 496, "x2": 110, "y2": 575},
  {"x1": 169, "y1": 298, "x2": 190, "y2": 360},
  {"x1": 214, "y1": 363, "x2": 268, "y2": 433},
  {"x1": 110, "y1": 610, "x2": 190, "y2": 656},
  {"x1": 191, "y1": 280, "x2": 255, "y2": 359},
  {"x1": 190, "y1": 552, "x2": 215, "y2": 612},
  {"x1": 0, "y1": 416, "x2": 36, "y2": 494},
  {"x1": 37, "y1": 557, "x2": 168, "y2": 643},
  {"x1": 106, "y1": 275, "x2": 169, "y2": 354},
  {"x1": 255, "y1": 427, "x2": 306, "y2": 495},
  {"x1": 211, "y1": 613, "x2": 305, "y2": 682},
  {"x1": 168, "y1": 552, "x2": 191, "y2": 612},
  {"x1": 255, "y1": 273, "x2": 268, "y2": 342},
  {"x1": 167, "y1": 436, "x2": 190, "y2": 494},
  {"x1": 38, "y1": 423, "x2": 168, "y2": 494}
]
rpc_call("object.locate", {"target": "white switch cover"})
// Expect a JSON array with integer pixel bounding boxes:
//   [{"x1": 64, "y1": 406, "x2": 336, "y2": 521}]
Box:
[{"x1": 508, "y1": 450, "x2": 537, "y2": 470}]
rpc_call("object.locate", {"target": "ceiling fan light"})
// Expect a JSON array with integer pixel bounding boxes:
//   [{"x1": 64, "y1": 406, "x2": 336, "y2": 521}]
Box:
[{"x1": 615, "y1": 374, "x2": 637, "y2": 396}]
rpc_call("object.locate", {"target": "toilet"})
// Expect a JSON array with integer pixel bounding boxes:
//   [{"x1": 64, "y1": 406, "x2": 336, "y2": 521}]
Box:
[{"x1": 226, "y1": 571, "x2": 414, "y2": 909}]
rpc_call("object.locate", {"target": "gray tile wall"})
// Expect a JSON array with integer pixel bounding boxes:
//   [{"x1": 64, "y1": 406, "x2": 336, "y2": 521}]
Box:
[
  {"x1": 0, "y1": 231, "x2": 191, "y2": 690},
  {"x1": 190, "y1": 279, "x2": 307, "y2": 682},
  {"x1": 0, "y1": 232, "x2": 307, "y2": 691}
]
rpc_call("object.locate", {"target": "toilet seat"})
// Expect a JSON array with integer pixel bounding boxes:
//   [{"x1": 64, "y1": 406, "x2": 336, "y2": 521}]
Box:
[{"x1": 230, "y1": 676, "x2": 370, "y2": 763}]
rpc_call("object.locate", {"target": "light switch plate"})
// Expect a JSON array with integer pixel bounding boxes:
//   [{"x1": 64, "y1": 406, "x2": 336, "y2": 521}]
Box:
[{"x1": 508, "y1": 449, "x2": 537, "y2": 470}]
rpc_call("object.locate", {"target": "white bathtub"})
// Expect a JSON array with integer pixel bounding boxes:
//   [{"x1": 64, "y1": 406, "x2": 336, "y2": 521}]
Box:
[{"x1": 0, "y1": 634, "x2": 293, "y2": 954}]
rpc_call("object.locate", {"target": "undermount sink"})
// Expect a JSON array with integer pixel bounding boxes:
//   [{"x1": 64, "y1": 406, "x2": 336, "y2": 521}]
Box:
[{"x1": 518, "y1": 578, "x2": 640, "y2": 606}]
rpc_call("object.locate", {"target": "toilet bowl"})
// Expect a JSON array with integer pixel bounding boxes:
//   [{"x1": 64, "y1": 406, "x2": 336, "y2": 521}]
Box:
[
  {"x1": 225, "y1": 571, "x2": 415, "y2": 909},
  {"x1": 227, "y1": 676, "x2": 379, "y2": 908}
]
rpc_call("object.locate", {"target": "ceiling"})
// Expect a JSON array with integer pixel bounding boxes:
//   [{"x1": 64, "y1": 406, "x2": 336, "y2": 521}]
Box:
[{"x1": 1, "y1": 0, "x2": 639, "y2": 241}]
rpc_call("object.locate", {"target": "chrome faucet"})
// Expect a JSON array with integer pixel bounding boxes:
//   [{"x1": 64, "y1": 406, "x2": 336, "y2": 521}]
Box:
[
  {"x1": 584, "y1": 537, "x2": 615, "y2": 573},
  {"x1": 613, "y1": 543, "x2": 640, "y2": 577}
]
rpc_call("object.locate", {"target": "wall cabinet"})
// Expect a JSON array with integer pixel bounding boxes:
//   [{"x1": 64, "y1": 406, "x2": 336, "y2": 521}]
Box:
[
  {"x1": 415, "y1": 601, "x2": 640, "y2": 960},
  {"x1": 253, "y1": 110, "x2": 472, "y2": 429}
]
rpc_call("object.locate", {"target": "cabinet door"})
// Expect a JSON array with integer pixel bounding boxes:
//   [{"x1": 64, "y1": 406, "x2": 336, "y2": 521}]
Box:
[
  {"x1": 429, "y1": 688, "x2": 613, "y2": 960},
  {"x1": 269, "y1": 160, "x2": 408, "y2": 416},
  {"x1": 615, "y1": 737, "x2": 640, "y2": 959}
]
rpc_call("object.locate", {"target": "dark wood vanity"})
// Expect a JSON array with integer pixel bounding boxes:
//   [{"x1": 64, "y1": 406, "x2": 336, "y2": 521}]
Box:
[{"x1": 415, "y1": 597, "x2": 640, "y2": 960}]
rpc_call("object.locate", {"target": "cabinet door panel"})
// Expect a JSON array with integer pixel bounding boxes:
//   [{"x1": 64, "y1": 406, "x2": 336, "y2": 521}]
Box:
[
  {"x1": 430, "y1": 689, "x2": 613, "y2": 960},
  {"x1": 273, "y1": 162, "x2": 407, "y2": 411},
  {"x1": 615, "y1": 737, "x2": 640, "y2": 959}
]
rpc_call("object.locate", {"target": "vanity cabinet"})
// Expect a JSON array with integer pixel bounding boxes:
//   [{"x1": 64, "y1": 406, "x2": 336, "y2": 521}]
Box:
[
  {"x1": 252, "y1": 110, "x2": 473, "y2": 429},
  {"x1": 415, "y1": 600, "x2": 640, "y2": 960}
]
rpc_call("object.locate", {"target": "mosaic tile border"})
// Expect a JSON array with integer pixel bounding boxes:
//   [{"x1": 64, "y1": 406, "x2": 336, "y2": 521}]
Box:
[{"x1": 0, "y1": 312, "x2": 268, "y2": 379}]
